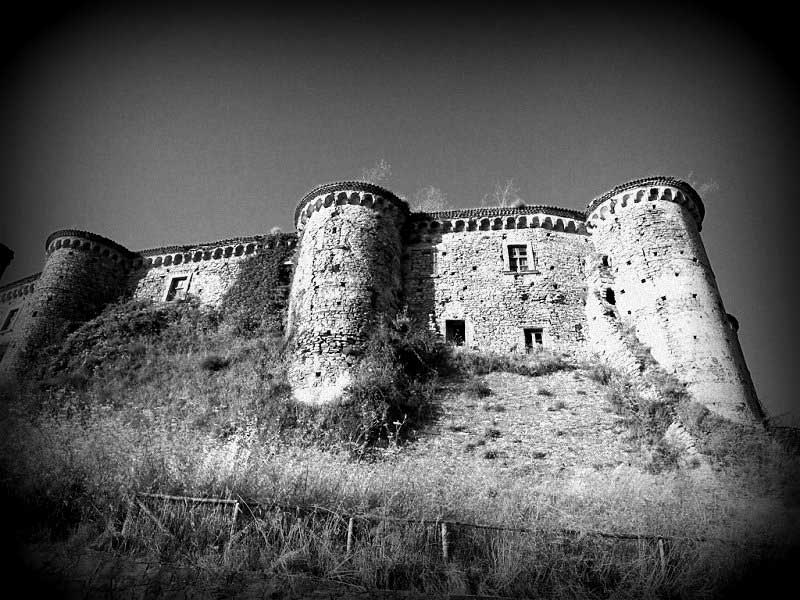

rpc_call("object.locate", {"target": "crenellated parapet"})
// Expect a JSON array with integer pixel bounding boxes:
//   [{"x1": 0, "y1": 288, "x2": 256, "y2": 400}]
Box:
[
  {"x1": 45, "y1": 229, "x2": 136, "y2": 267},
  {"x1": 0, "y1": 273, "x2": 40, "y2": 303},
  {"x1": 586, "y1": 176, "x2": 704, "y2": 231},
  {"x1": 132, "y1": 234, "x2": 297, "y2": 270},
  {"x1": 294, "y1": 181, "x2": 409, "y2": 231},
  {"x1": 408, "y1": 206, "x2": 587, "y2": 241}
]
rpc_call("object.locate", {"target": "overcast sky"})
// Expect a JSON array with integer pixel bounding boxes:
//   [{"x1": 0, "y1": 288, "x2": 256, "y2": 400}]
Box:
[{"x1": 1, "y1": 3, "x2": 797, "y2": 420}]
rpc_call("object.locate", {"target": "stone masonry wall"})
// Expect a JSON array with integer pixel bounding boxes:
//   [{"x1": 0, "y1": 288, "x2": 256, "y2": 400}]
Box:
[
  {"x1": 404, "y1": 210, "x2": 590, "y2": 355},
  {"x1": 287, "y1": 184, "x2": 407, "y2": 403},
  {"x1": 586, "y1": 180, "x2": 763, "y2": 422},
  {"x1": 0, "y1": 231, "x2": 132, "y2": 377},
  {"x1": 0, "y1": 273, "x2": 39, "y2": 363},
  {"x1": 128, "y1": 236, "x2": 295, "y2": 306},
  {"x1": 0, "y1": 177, "x2": 765, "y2": 422}
]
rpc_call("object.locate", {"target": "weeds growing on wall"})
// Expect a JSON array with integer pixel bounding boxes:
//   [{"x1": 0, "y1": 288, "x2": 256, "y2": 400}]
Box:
[
  {"x1": 220, "y1": 233, "x2": 294, "y2": 337},
  {"x1": 291, "y1": 315, "x2": 447, "y2": 451}
]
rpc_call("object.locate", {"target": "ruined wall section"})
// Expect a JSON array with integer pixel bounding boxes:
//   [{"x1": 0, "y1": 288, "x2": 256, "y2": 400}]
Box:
[
  {"x1": 128, "y1": 235, "x2": 296, "y2": 306},
  {"x1": 287, "y1": 182, "x2": 408, "y2": 403},
  {"x1": 586, "y1": 177, "x2": 763, "y2": 422},
  {"x1": 0, "y1": 230, "x2": 133, "y2": 377},
  {"x1": 404, "y1": 208, "x2": 590, "y2": 355}
]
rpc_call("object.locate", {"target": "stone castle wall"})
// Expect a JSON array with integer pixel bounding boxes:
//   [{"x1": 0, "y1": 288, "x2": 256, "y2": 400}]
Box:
[
  {"x1": 0, "y1": 177, "x2": 765, "y2": 422},
  {"x1": 127, "y1": 235, "x2": 295, "y2": 306},
  {"x1": 287, "y1": 183, "x2": 407, "y2": 403},
  {"x1": 404, "y1": 208, "x2": 589, "y2": 355},
  {"x1": 586, "y1": 178, "x2": 763, "y2": 421},
  {"x1": 0, "y1": 230, "x2": 133, "y2": 377}
]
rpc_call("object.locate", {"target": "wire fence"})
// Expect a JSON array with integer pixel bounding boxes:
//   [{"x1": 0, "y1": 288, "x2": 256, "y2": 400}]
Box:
[{"x1": 122, "y1": 489, "x2": 773, "y2": 572}]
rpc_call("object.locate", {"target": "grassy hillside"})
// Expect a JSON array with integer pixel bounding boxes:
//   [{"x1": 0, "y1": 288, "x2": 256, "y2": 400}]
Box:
[{"x1": 1, "y1": 297, "x2": 798, "y2": 598}]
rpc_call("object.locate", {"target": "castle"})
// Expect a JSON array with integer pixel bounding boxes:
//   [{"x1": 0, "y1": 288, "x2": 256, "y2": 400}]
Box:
[{"x1": 0, "y1": 176, "x2": 764, "y2": 423}]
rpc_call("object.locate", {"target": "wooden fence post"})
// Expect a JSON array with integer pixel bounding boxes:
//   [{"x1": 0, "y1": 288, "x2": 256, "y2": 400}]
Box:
[
  {"x1": 346, "y1": 517, "x2": 355, "y2": 555},
  {"x1": 657, "y1": 538, "x2": 666, "y2": 577},
  {"x1": 441, "y1": 522, "x2": 449, "y2": 561},
  {"x1": 225, "y1": 501, "x2": 240, "y2": 561}
]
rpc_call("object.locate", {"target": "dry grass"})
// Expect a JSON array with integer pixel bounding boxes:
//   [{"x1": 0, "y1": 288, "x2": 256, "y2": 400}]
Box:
[{"x1": 1, "y1": 300, "x2": 798, "y2": 597}]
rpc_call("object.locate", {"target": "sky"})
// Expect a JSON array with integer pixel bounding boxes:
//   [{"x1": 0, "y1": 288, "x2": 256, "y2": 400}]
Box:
[{"x1": 1, "y1": 2, "x2": 798, "y2": 420}]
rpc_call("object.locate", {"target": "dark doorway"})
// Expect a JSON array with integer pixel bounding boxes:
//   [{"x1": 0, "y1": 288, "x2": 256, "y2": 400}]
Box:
[
  {"x1": 445, "y1": 319, "x2": 466, "y2": 346},
  {"x1": 524, "y1": 327, "x2": 543, "y2": 352}
]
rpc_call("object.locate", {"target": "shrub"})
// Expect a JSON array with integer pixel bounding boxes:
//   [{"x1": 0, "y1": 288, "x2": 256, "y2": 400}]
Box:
[
  {"x1": 646, "y1": 438, "x2": 682, "y2": 474},
  {"x1": 464, "y1": 378, "x2": 492, "y2": 398},
  {"x1": 536, "y1": 387, "x2": 554, "y2": 397},
  {"x1": 586, "y1": 363, "x2": 613, "y2": 385},
  {"x1": 484, "y1": 427, "x2": 502, "y2": 440},
  {"x1": 23, "y1": 298, "x2": 222, "y2": 395},
  {"x1": 298, "y1": 317, "x2": 444, "y2": 450},
  {"x1": 199, "y1": 354, "x2": 230, "y2": 372},
  {"x1": 452, "y1": 348, "x2": 574, "y2": 377}
]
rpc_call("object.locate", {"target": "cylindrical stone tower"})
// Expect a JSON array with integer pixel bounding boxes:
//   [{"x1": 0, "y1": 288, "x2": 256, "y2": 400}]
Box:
[
  {"x1": 287, "y1": 182, "x2": 408, "y2": 403},
  {"x1": 586, "y1": 177, "x2": 763, "y2": 422},
  {"x1": 0, "y1": 230, "x2": 133, "y2": 378}
]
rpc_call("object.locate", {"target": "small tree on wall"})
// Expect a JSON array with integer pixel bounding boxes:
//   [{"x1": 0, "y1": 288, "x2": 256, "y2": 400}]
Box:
[
  {"x1": 413, "y1": 185, "x2": 449, "y2": 212},
  {"x1": 483, "y1": 178, "x2": 525, "y2": 208},
  {"x1": 360, "y1": 159, "x2": 392, "y2": 184}
]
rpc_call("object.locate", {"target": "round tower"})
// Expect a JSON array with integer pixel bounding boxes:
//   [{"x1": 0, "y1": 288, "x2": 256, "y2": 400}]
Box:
[
  {"x1": 0, "y1": 230, "x2": 133, "y2": 378},
  {"x1": 287, "y1": 182, "x2": 408, "y2": 404},
  {"x1": 586, "y1": 177, "x2": 763, "y2": 422}
]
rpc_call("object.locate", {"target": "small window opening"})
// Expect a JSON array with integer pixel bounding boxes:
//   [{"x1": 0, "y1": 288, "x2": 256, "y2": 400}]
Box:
[
  {"x1": 507, "y1": 245, "x2": 531, "y2": 271},
  {"x1": 605, "y1": 288, "x2": 616, "y2": 304},
  {"x1": 1, "y1": 308, "x2": 19, "y2": 331},
  {"x1": 445, "y1": 320, "x2": 466, "y2": 346},
  {"x1": 166, "y1": 276, "x2": 189, "y2": 301},
  {"x1": 524, "y1": 327, "x2": 543, "y2": 352}
]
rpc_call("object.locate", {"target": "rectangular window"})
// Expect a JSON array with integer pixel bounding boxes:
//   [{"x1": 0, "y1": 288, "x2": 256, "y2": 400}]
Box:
[
  {"x1": 445, "y1": 319, "x2": 466, "y2": 346},
  {"x1": 166, "y1": 276, "x2": 189, "y2": 301},
  {"x1": 524, "y1": 327, "x2": 543, "y2": 351},
  {"x1": 508, "y1": 245, "x2": 532, "y2": 271},
  {"x1": 0, "y1": 308, "x2": 19, "y2": 332}
]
